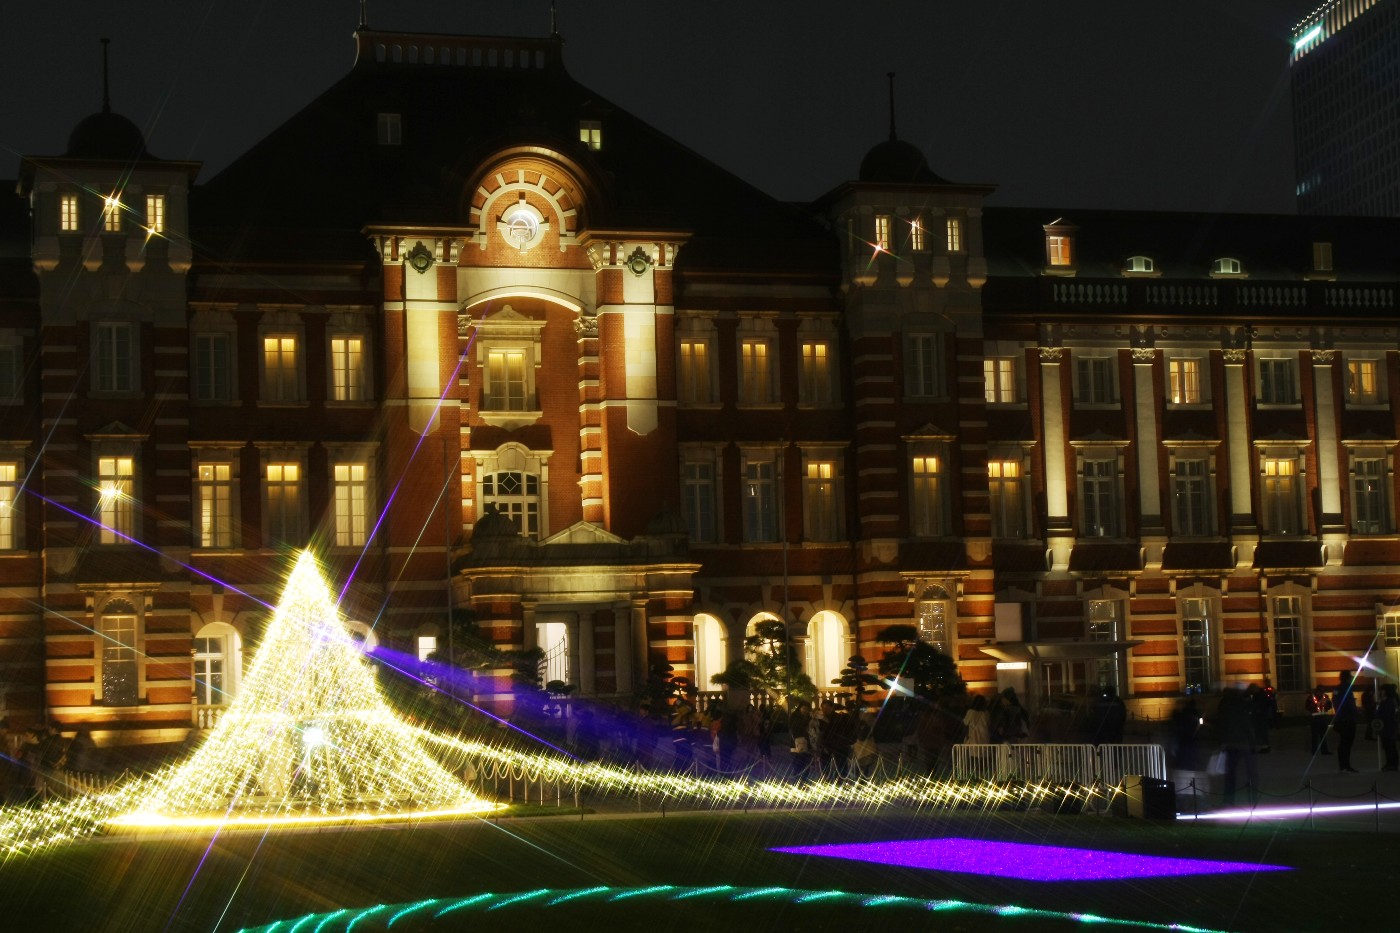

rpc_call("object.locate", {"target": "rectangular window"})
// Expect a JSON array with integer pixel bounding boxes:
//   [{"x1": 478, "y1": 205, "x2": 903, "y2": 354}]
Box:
[
  {"x1": 910, "y1": 216, "x2": 925, "y2": 252},
  {"x1": 1172, "y1": 457, "x2": 1212, "y2": 536},
  {"x1": 984, "y1": 357, "x2": 1017, "y2": 404},
  {"x1": 946, "y1": 217, "x2": 963, "y2": 252},
  {"x1": 988, "y1": 459, "x2": 1025, "y2": 538},
  {"x1": 333, "y1": 462, "x2": 368, "y2": 547},
  {"x1": 906, "y1": 334, "x2": 940, "y2": 398},
  {"x1": 1075, "y1": 355, "x2": 1115, "y2": 404},
  {"x1": 193, "y1": 333, "x2": 231, "y2": 402},
  {"x1": 1168, "y1": 358, "x2": 1202, "y2": 404},
  {"x1": 1313, "y1": 241, "x2": 1333, "y2": 272},
  {"x1": 193, "y1": 637, "x2": 225, "y2": 707},
  {"x1": 198, "y1": 462, "x2": 233, "y2": 549},
  {"x1": 97, "y1": 456, "x2": 134, "y2": 543},
  {"x1": 1384, "y1": 611, "x2": 1400, "y2": 648},
  {"x1": 482, "y1": 471, "x2": 540, "y2": 538},
  {"x1": 0, "y1": 462, "x2": 18, "y2": 550},
  {"x1": 103, "y1": 196, "x2": 121, "y2": 233},
  {"x1": 1082, "y1": 457, "x2": 1118, "y2": 537},
  {"x1": 60, "y1": 194, "x2": 79, "y2": 231},
  {"x1": 1047, "y1": 235, "x2": 1072, "y2": 266},
  {"x1": 681, "y1": 460, "x2": 717, "y2": 544},
  {"x1": 145, "y1": 194, "x2": 165, "y2": 233},
  {"x1": 1087, "y1": 599, "x2": 1121, "y2": 692},
  {"x1": 799, "y1": 340, "x2": 832, "y2": 405},
  {"x1": 1262, "y1": 457, "x2": 1300, "y2": 534},
  {"x1": 874, "y1": 215, "x2": 891, "y2": 251},
  {"x1": 803, "y1": 459, "x2": 842, "y2": 541},
  {"x1": 377, "y1": 112, "x2": 402, "y2": 145},
  {"x1": 910, "y1": 454, "x2": 943, "y2": 537},
  {"x1": 95, "y1": 322, "x2": 134, "y2": 393},
  {"x1": 262, "y1": 336, "x2": 299, "y2": 402},
  {"x1": 739, "y1": 339, "x2": 772, "y2": 405},
  {"x1": 1347, "y1": 358, "x2": 1380, "y2": 404},
  {"x1": 677, "y1": 338, "x2": 713, "y2": 404},
  {"x1": 331, "y1": 336, "x2": 366, "y2": 401},
  {"x1": 485, "y1": 348, "x2": 529, "y2": 411},
  {"x1": 1352, "y1": 457, "x2": 1388, "y2": 534},
  {"x1": 1181, "y1": 598, "x2": 1214, "y2": 695},
  {"x1": 742, "y1": 457, "x2": 779, "y2": 543},
  {"x1": 579, "y1": 119, "x2": 602, "y2": 150},
  {"x1": 265, "y1": 462, "x2": 303, "y2": 546},
  {"x1": 101, "y1": 612, "x2": 138, "y2": 706},
  {"x1": 1272, "y1": 595, "x2": 1306, "y2": 691},
  {"x1": 1259, "y1": 357, "x2": 1297, "y2": 404}
]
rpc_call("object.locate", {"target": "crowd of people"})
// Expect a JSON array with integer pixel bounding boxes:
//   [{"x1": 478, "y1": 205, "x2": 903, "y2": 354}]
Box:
[{"x1": 0, "y1": 720, "x2": 102, "y2": 805}]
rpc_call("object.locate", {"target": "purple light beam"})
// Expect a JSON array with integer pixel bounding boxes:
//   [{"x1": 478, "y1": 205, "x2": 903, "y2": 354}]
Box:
[{"x1": 773, "y1": 838, "x2": 1292, "y2": 882}]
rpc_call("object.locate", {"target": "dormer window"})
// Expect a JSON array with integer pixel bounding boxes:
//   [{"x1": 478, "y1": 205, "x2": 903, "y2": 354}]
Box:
[
  {"x1": 874, "y1": 215, "x2": 891, "y2": 251},
  {"x1": 377, "y1": 113, "x2": 402, "y2": 146},
  {"x1": 1125, "y1": 255, "x2": 1154, "y2": 274},
  {"x1": 579, "y1": 120, "x2": 602, "y2": 150},
  {"x1": 1042, "y1": 218, "x2": 1077, "y2": 271},
  {"x1": 1047, "y1": 236, "x2": 1072, "y2": 266},
  {"x1": 1211, "y1": 257, "x2": 1243, "y2": 276},
  {"x1": 1312, "y1": 241, "x2": 1333, "y2": 272}
]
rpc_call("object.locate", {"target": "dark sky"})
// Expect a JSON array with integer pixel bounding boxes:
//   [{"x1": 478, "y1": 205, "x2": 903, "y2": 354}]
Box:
[{"x1": 4, "y1": 0, "x2": 1323, "y2": 213}]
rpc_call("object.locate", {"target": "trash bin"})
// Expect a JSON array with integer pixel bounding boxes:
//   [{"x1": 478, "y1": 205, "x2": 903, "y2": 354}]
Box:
[{"x1": 1125, "y1": 775, "x2": 1176, "y2": 819}]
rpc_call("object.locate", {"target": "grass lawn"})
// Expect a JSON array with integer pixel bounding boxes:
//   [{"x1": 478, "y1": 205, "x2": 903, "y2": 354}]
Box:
[{"x1": 0, "y1": 803, "x2": 1387, "y2": 932}]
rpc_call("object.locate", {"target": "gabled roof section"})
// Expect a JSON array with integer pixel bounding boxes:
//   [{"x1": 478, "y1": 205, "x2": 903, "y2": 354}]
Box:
[{"x1": 193, "y1": 28, "x2": 835, "y2": 274}]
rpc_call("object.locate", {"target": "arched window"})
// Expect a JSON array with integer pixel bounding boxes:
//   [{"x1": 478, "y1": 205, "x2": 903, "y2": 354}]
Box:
[
  {"x1": 806, "y1": 610, "x2": 851, "y2": 691},
  {"x1": 343, "y1": 619, "x2": 379, "y2": 651},
  {"x1": 193, "y1": 621, "x2": 243, "y2": 728},
  {"x1": 693, "y1": 614, "x2": 727, "y2": 690},
  {"x1": 915, "y1": 585, "x2": 954, "y2": 653}
]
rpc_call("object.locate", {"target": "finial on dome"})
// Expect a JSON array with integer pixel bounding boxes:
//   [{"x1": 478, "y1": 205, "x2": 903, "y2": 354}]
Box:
[
  {"x1": 887, "y1": 71, "x2": 897, "y2": 141},
  {"x1": 101, "y1": 38, "x2": 111, "y2": 114}
]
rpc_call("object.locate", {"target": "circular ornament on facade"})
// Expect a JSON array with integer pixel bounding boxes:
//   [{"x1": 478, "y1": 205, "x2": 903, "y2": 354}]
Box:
[
  {"x1": 407, "y1": 242, "x2": 434, "y2": 274},
  {"x1": 625, "y1": 245, "x2": 653, "y2": 276},
  {"x1": 500, "y1": 202, "x2": 545, "y2": 251}
]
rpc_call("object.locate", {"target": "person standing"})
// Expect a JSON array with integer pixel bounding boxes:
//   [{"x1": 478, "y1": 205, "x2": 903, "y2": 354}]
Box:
[
  {"x1": 1306, "y1": 686, "x2": 1332, "y2": 755},
  {"x1": 1376, "y1": 683, "x2": 1398, "y2": 772},
  {"x1": 1333, "y1": 671, "x2": 1361, "y2": 773},
  {"x1": 962, "y1": 694, "x2": 992, "y2": 745},
  {"x1": 1217, "y1": 686, "x2": 1259, "y2": 806}
]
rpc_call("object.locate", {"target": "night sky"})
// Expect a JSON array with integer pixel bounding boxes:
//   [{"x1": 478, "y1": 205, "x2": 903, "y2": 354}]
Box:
[{"x1": 4, "y1": 0, "x2": 1324, "y2": 214}]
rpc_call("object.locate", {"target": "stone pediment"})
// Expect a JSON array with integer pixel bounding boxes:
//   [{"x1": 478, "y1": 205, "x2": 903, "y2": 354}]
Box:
[
  {"x1": 86, "y1": 421, "x2": 144, "y2": 439},
  {"x1": 903, "y1": 422, "x2": 955, "y2": 441},
  {"x1": 541, "y1": 522, "x2": 627, "y2": 546}
]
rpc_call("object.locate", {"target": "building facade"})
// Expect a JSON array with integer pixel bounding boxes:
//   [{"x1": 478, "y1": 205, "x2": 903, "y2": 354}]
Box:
[
  {"x1": 1291, "y1": 0, "x2": 1400, "y2": 215},
  {"x1": 3, "y1": 25, "x2": 1400, "y2": 745}
]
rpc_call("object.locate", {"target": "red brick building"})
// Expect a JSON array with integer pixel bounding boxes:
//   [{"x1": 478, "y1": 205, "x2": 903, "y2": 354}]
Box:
[{"x1": 4, "y1": 25, "x2": 1400, "y2": 744}]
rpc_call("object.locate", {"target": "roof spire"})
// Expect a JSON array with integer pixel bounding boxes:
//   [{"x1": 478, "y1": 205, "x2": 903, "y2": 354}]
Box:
[
  {"x1": 550, "y1": 0, "x2": 559, "y2": 38},
  {"x1": 359, "y1": 0, "x2": 368, "y2": 30},
  {"x1": 886, "y1": 71, "x2": 897, "y2": 141},
  {"x1": 101, "y1": 38, "x2": 111, "y2": 114}
]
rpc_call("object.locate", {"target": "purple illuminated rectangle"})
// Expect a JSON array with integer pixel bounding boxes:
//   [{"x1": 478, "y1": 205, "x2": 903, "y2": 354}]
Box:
[{"x1": 772, "y1": 838, "x2": 1291, "y2": 882}]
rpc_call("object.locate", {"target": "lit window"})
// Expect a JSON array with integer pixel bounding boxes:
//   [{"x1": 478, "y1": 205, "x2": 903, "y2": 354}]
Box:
[
  {"x1": 0, "y1": 462, "x2": 18, "y2": 549},
  {"x1": 1125, "y1": 255, "x2": 1154, "y2": 273},
  {"x1": 1181, "y1": 597, "x2": 1214, "y2": 696},
  {"x1": 198, "y1": 462, "x2": 234, "y2": 549},
  {"x1": 264, "y1": 462, "x2": 303, "y2": 546},
  {"x1": 1352, "y1": 456, "x2": 1389, "y2": 534},
  {"x1": 60, "y1": 194, "x2": 79, "y2": 232},
  {"x1": 874, "y1": 215, "x2": 891, "y2": 251},
  {"x1": 910, "y1": 217, "x2": 925, "y2": 252},
  {"x1": 1087, "y1": 599, "x2": 1122, "y2": 692},
  {"x1": 1312, "y1": 241, "x2": 1333, "y2": 272},
  {"x1": 803, "y1": 459, "x2": 843, "y2": 541},
  {"x1": 193, "y1": 636, "x2": 226, "y2": 708},
  {"x1": 681, "y1": 457, "x2": 717, "y2": 544},
  {"x1": 333, "y1": 462, "x2": 369, "y2": 547},
  {"x1": 145, "y1": 194, "x2": 165, "y2": 233},
  {"x1": 906, "y1": 334, "x2": 940, "y2": 398},
  {"x1": 1347, "y1": 358, "x2": 1380, "y2": 404},
  {"x1": 331, "y1": 336, "x2": 366, "y2": 402},
  {"x1": 482, "y1": 470, "x2": 540, "y2": 538},
  {"x1": 97, "y1": 456, "x2": 134, "y2": 543},
  {"x1": 1168, "y1": 358, "x2": 1202, "y2": 404},
  {"x1": 799, "y1": 340, "x2": 832, "y2": 405},
  {"x1": 1212, "y1": 257, "x2": 1243, "y2": 275},
  {"x1": 1259, "y1": 357, "x2": 1297, "y2": 405},
  {"x1": 984, "y1": 357, "x2": 1017, "y2": 404},
  {"x1": 678, "y1": 338, "x2": 713, "y2": 404},
  {"x1": 1081, "y1": 456, "x2": 1119, "y2": 537},
  {"x1": 377, "y1": 112, "x2": 402, "y2": 146},
  {"x1": 579, "y1": 120, "x2": 602, "y2": 150},
  {"x1": 1047, "y1": 235, "x2": 1072, "y2": 266},
  {"x1": 1272, "y1": 595, "x2": 1306, "y2": 691},
  {"x1": 910, "y1": 454, "x2": 944, "y2": 537},
  {"x1": 739, "y1": 338, "x2": 773, "y2": 405},
  {"x1": 916, "y1": 588, "x2": 951, "y2": 652},
  {"x1": 417, "y1": 636, "x2": 438, "y2": 662},
  {"x1": 485, "y1": 348, "x2": 529, "y2": 411},
  {"x1": 193, "y1": 333, "x2": 232, "y2": 402},
  {"x1": 1383, "y1": 611, "x2": 1400, "y2": 649},
  {"x1": 101, "y1": 608, "x2": 139, "y2": 706},
  {"x1": 1075, "y1": 355, "x2": 1116, "y2": 405},
  {"x1": 742, "y1": 456, "x2": 779, "y2": 543},
  {"x1": 1172, "y1": 457, "x2": 1213, "y2": 536},
  {"x1": 103, "y1": 195, "x2": 122, "y2": 233},
  {"x1": 1261, "y1": 457, "x2": 1300, "y2": 534},
  {"x1": 262, "y1": 336, "x2": 300, "y2": 402},
  {"x1": 946, "y1": 217, "x2": 963, "y2": 253},
  {"x1": 988, "y1": 459, "x2": 1025, "y2": 539},
  {"x1": 95, "y1": 322, "x2": 134, "y2": 393}
]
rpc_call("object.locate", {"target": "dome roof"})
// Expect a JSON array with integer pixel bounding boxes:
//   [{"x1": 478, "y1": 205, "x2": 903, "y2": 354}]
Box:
[
  {"x1": 858, "y1": 138, "x2": 949, "y2": 185},
  {"x1": 65, "y1": 110, "x2": 153, "y2": 161}
]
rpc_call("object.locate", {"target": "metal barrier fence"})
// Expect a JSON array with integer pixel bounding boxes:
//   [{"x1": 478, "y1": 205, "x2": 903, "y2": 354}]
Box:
[{"x1": 951, "y1": 743, "x2": 1167, "y2": 786}]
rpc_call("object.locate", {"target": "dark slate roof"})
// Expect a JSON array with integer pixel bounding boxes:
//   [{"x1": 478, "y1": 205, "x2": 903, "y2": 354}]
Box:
[
  {"x1": 66, "y1": 110, "x2": 153, "y2": 161},
  {"x1": 983, "y1": 207, "x2": 1400, "y2": 281},
  {"x1": 859, "y1": 138, "x2": 951, "y2": 186},
  {"x1": 193, "y1": 30, "x2": 836, "y2": 274}
]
